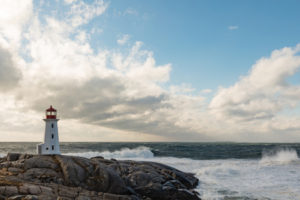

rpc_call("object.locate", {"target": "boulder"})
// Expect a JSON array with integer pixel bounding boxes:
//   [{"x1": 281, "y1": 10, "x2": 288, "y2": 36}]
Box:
[
  {"x1": 6, "y1": 153, "x2": 21, "y2": 162},
  {"x1": 4, "y1": 186, "x2": 18, "y2": 196},
  {"x1": 0, "y1": 153, "x2": 201, "y2": 200},
  {"x1": 24, "y1": 156, "x2": 59, "y2": 170}
]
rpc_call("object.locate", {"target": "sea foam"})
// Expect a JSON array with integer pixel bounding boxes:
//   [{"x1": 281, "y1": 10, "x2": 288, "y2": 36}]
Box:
[{"x1": 64, "y1": 146, "x2": 154, "y2": 159}]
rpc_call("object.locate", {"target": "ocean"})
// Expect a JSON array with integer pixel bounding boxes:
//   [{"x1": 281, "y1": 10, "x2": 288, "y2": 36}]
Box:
[{"x1": 0, "y1": 142, "x2": 299, "y2": 200}]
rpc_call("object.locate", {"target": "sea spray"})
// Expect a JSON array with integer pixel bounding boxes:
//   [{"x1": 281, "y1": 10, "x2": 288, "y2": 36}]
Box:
[
  {"x1": 64, "y1": 146, "x2": 154, "y2": 159},
  {"x1": 260, "y1": 148, "x2": 299, "y2": 165}
]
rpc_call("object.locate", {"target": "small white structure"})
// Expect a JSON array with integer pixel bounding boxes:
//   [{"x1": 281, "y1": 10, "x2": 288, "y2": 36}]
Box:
[{"x1": 37, "y1": 105, "x2": 61, "y2": 155}]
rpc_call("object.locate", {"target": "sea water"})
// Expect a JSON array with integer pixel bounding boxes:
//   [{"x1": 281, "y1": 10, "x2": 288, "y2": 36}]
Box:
[{"x1": 0, "y1": 142, "x2": 299, "y2": 200}]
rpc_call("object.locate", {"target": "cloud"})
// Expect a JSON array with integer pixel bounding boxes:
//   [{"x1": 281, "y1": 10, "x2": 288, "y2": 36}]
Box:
[
  {"x1": 64, "y1": 0, "x2": 77, "y2": 4},
  {"x1": 8, "y1": 2, "x2": 208, "y2": 141},
  {"x1": 117, "y1": 34, "x2": 130, "y2": 45},
  {"x1": 124, "y1": 8, "x2": 138, "y2": 16},
  {"x1": 210, "y1": 45, "x2": 300, "y2": 123},
  {"x1": 170, "y1": 84, "x2": 195, "y2": 94},
  {"x1": 0, "y1": 0, "x2": 32, "y2": 48},
  {"x1": 0, "y1": 0, "x2": 299, "y2": 142},
  {"x1": 201, "y1": 89, "x2": 212, "y2": 94},
  {"x1": 67, "y1": 0, "x2": 108, "y2": 27},
  {"x1": 228, "y1": 25, "x2": 238, "y2": 30},
  {"x1": 0, "y1": 46, "x2": 21, "y2": 91}
]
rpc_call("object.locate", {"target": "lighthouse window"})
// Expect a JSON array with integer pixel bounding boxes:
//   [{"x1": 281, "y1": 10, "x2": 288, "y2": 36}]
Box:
[
  {"x1": 51, "y1": 134, "x2": 54, "y2": 139},
  {"x1": 46, "y1": 147, "x2": 49, "y2": 150},
  {"x1": 51, "y1": 123, "x2": 54, "y2": 128},
  {"x1": 52, "y1": 145, "x2": 54, "y2": 150}
]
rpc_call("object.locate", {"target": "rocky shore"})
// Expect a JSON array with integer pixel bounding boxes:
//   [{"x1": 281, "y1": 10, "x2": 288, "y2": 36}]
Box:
[{"x1": 0, "y1": 153, "x2": 200, "y2": 200}]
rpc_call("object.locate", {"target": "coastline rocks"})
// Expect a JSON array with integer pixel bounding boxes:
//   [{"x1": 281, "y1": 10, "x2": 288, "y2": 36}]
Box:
[{"x1": 0, "y1": 153, "x2": 200, "y2": 200}]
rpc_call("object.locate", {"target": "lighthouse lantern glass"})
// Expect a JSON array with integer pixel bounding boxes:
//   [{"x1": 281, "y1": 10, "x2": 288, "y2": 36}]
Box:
[{"x1": 47, "y1": 111, "x2": 56, "y2": 115}]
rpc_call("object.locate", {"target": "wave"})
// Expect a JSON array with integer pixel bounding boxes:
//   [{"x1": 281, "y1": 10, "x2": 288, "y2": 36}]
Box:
[
  {"x1": 260, "y1": 148, "x2": 299, "y2": 165},
  {"x1": 64, "y1": 146, "x2": 154, "y2": 159}
]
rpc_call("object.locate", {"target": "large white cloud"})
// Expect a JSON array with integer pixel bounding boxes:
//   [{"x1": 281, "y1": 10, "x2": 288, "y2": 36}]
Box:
[
  {"x1": 0, "y1": 0, "x2": 32, "y2": 49},
  {"x1": 209, "y1": 45, "x2": 300, "y2": 141},
  {"x1": 210, "y1": 45, "x2": 300, "y2": 121}
]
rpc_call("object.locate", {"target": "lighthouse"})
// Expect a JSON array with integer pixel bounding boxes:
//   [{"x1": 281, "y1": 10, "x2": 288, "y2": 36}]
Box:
[{"x1": 37, "y1": 105, "x2": 61, "y2": 155}]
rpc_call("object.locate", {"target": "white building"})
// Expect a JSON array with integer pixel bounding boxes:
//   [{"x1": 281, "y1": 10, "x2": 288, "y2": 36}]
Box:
[{"x1": 37, "y1": 105, "x2": 61, "y2": 155}]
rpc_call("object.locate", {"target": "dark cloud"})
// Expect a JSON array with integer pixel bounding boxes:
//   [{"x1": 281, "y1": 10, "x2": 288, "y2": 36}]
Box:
[
  {"x1": 0, "y1": 47, "x2": 21, "y2": 91},
  {"x1": 26, "y1": 76, "x2": 210, "y2": 140},
  {"x1": 225, "y1": 107, "x2": 275, "y2": 121},
  {"x1": 28, "y1": 76, "x2": 164, "y2": 122}
]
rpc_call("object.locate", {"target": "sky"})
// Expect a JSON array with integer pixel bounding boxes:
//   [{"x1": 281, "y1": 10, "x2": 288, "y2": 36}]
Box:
[{"x1": 0, "y1": 0, "x2": 300, "y2": 142}]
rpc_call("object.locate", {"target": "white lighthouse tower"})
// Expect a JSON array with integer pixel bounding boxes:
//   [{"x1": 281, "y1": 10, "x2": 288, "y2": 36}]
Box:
[{"x1": 37, "y1": 105, "x2": 61, "y2": 155}]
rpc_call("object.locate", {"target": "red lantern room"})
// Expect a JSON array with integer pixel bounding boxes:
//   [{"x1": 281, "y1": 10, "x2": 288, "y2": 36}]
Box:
[{"x1": 46, "y1": 105, "x2": 57, "y2": 119}]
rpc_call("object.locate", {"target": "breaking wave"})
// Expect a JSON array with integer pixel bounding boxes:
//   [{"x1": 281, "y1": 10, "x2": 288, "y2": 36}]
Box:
[
  {"x1": 64, "y1": 146, "x2": 154, "y2": 159},
  {"x1": 260, "y1": 148, "x2": 299, "y2": 165}
]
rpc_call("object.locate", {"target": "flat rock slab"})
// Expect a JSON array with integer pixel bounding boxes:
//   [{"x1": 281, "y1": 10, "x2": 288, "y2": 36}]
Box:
[{"x1": 0, "y1": 153, "x2": 201, "y2": 200}]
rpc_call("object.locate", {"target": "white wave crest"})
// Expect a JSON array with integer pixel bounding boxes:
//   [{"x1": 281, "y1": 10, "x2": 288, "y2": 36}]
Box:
[
  {"x1": 64, "y1": 146, "x2": 154, "y2": 159},
  {"x1": 260, "y1": 148, "x2": 299, "y2": 165}
]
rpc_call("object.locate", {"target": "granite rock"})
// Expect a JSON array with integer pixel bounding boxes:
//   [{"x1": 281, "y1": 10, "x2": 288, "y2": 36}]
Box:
[{"x1": 0, "y1": 153, "x2": 200, "y2": 200}]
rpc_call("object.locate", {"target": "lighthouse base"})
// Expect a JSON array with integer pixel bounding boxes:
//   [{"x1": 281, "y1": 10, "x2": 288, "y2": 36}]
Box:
[{"x1": 37, "y1": 143, "x2": 60, "y2": 155}]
